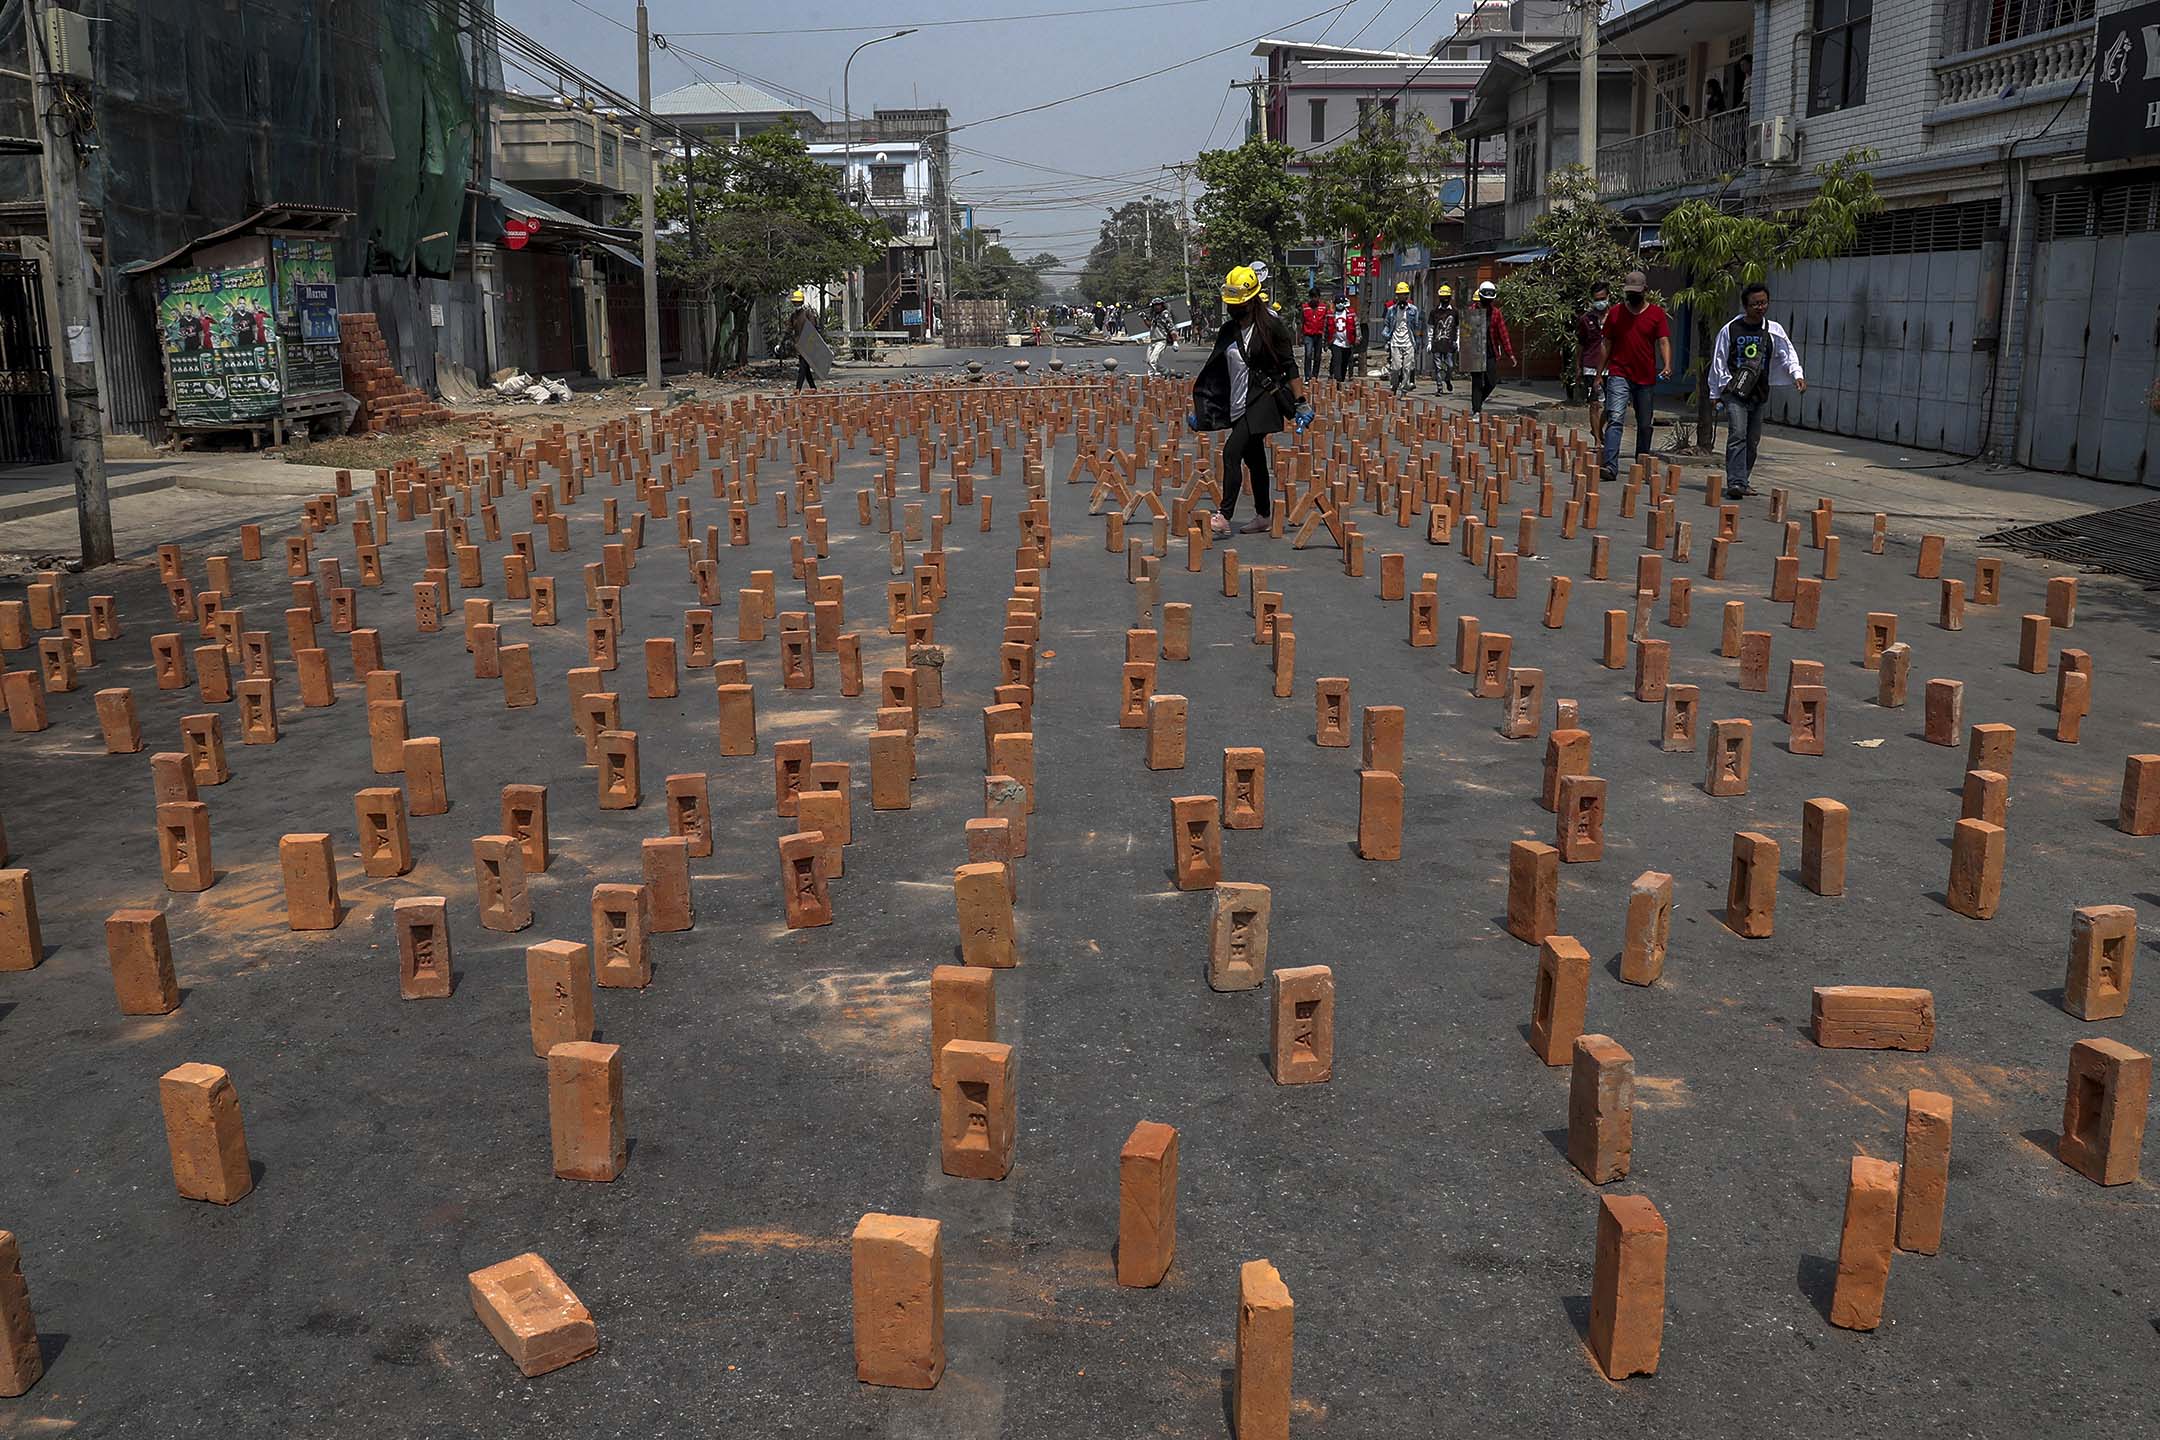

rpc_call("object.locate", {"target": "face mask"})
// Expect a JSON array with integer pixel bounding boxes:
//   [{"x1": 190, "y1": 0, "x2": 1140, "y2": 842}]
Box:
[
  {"x1": 1592, "y1": 299, "x2": 1610, "y2": 312},
  {"x1": 1625, "y1": 291, "x2": 1645, "y2": 305}
]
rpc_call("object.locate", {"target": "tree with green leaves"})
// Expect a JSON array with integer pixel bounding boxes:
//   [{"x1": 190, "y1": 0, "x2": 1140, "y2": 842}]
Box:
[
  {"x1": 628, "y1": 125, "x2": 887, "y2": 370},
  {"x1": 1302, "y1": 110, "x2": 1460, "y2": 327},
  {"x1": 1659, "y1": 151, "x2": 1882, "y2": 441},
  {"x1": 1076, "y1": 198, "x2": 1185, "y2": 306},
  {"x1": 952, "y1": 243, "x2": 1049, "y2": 307},
  {"x1": 1192, "y1": 137, "x2": 1306, "y2": 301},
  {"x1": 1494, "y1": 167, "x2": 1637, "y2": 400}
]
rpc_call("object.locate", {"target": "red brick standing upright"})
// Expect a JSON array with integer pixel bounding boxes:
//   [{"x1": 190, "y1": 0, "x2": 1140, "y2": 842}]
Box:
[
  {"x1": 779, "y1": 832, "x2": 833, "y2": 928},
  {"x1": 158, "y1": 1062, "x2": 253, "y2": 1204},
  {"x1": 473, "y1": 834, "x2": 533, "y2": 932},
  {"x1": 1357, "y1": 769, "x2": 1404, "y2": 861},
  {"x1": 852, "y1": 1214, "x2": 945, "y2": 1389},
  {"x1": 501, "y1": 784, "x2": 549, "y2": 873},
  {"x1": 1725, "y1": 831, "x2": 1778, "y2": 937},
  {"x1": 394, "y1": 897, "x2": 453, "y2": 999},
  {"x1": 280, "y1": 833, "x2": 343, "y2": 936},
  {"x1": 1829, "y1": 1155, "x2": 1901, "y2": 1331},
  {"x1": 548, "y1": 1041, "x2": 626, "y2": 1181},
  {"x1": 1588, "y1": 1194, "x2": 1666, "y2": 1378},
  {"x1": 1705, "y1": 718, "x2": 1752, "y2": 796},
  {"x1": 1234, "y1": 1260, "x2": 1294, "y2": 1440},
  {"x1": 1801, "y1": 797, "x2": 1849, "y2": 896},
  {"x1": 1945, "y1": 818, "x2": 2004, "y2": 919},
  {"x1": 1506, "y1": 840, "x2": 1558, "y2": 943},
  {"x1": 1270, "y1": 965, "x2": 1334, "y2": 1084},
  {"x1": 2119, "y1": 755, "x2": 2160, "y2": 834},
  {"x1": 1897, "y1": 1089, "x2": 1953, "y2": 1255},
  {"x1": 1568, "y1": 1034, "x2": 1634, "y2": 1183},
  {"x1": 2065, "y1": 904, "x2": 2136, "y2": 1020},
  {"x1": 1117, "y1": 1121, "x2": 1179, "y2": 1287},
  {"x1": 1528, "y1": 935, "x2": 1591, "y2": 1065},
  {"x1": 929, "y1": 965, "x2": 995, "y2": 1087},
  {"x1": 590, "y1": 883, "x2": 651, "y2": 989},
  {"x1": 1620, "y1": 871, "x2": 1672, "y2": 984},
  {"x1": 0, "y1": 1228, "x2": 41, "y2": 1395},
  {"x1": 104, "y1": 908, "x2": 179, "y2": 1014},
  {"x1": 1170, "y1": 795, "x2": 1222, "y2": 890},
  {"x1": 2058, "y1": 1037, "x2": 2151, "y2": 1185},
  {"x1": 0, "y1": 870, "x2": 41, "y2": 972},
  {"x1": 525, "y1": 941, "x2": 595, "y2": 1056},
  {"x1": 938, "y1": 1039, "x2": 1016, "y2": 1179},
  {"x1": 1555, "y1": 774, "x2": 1605, "y2": 862}
]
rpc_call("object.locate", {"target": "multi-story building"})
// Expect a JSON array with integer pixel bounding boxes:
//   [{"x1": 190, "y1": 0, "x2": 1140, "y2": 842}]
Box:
[
  {"x1": 809, "y1": 139, "x2": 943, "y2": 339},
  {"x1": 1461, "y1": 0, "x2": 2160, "y2": 486}
]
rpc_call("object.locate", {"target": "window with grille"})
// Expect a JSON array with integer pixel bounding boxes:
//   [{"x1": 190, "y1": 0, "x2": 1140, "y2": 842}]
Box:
[
  {"x1": 1810, "y1": 0, "x2": 1872, "y2": 115},
  {"x1": 1511, "y1": 120, "x2": 1539, "y2": 199},
  {"x1": 2037, "y1": 178, "x2": 2160, "y2": 242},
  {"x1": 1310, "y1": 97, "x2": 1327, "y2": 142},
  {"x1": 870, "y1": 165, "x2": 905, "y2": 200},
  {"x1": 1651, "y1": 58, "x2": 1687, "y2": 130},
  {"x1": 1452, "y1": 97, "x2": 1469, "y2": 128},
  {"x1": 1845, "y1": 200, "x2": 1996, "y2": 255},
  {"x1": 1945, "y1": 0, "x2": 2095, "y2": 56}
]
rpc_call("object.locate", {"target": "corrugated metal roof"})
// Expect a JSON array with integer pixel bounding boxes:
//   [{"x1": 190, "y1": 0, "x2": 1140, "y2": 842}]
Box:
[{"x1": 653, "y1": 80, "x2": 805, "y2": 117}]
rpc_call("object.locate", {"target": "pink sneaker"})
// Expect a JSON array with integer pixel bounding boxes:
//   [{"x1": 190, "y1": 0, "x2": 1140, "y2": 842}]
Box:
[{"x1": 1209, "y1": 512, "x2": 1230, "y2": 537}]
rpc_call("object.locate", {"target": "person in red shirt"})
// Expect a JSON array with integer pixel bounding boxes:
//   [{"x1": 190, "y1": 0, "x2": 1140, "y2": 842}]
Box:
[
  {"x1": 1595, "y1": 269, "x2": 1671, "y2": 480},
  {"x1": 1300, "y1": 296, "x2": 1328, "y2": 380},
  {"x1": 1574, "y1": 280, "x2": 1610, "y2": 432}
]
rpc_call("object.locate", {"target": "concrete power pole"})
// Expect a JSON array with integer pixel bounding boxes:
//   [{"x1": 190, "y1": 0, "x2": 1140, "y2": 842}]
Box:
[
  {"x1": 29, "y1": 0, "x2": 112, "y2": 567},
  {"x1": 1578, "y1": 0, "x2": 1600, "y2": 177},
  {"x1": 635, "y1": 1, "x2": 664, "y2": 402}
]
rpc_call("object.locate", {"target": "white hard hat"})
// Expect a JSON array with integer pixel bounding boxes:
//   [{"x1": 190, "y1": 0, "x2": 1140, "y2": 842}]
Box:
[{"x1": 1477, "y1": 280, "x2": 1498, "y2": 299}]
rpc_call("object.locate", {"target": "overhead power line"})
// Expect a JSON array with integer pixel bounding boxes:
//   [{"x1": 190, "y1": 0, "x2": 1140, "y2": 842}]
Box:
[{"x1": 664, "y1": 0, "x2": 1237, "y2": 39}]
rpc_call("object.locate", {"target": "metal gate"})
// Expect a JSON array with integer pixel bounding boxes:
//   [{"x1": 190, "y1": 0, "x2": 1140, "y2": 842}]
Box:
[
  {"x1": 2018, "y1": 179, "x2": 2160, "y2": 485},
  {"x1": 1767, "y1": 202, "x2": 1995, "y2": 456},
  {"x1": 0, "y1": 255, "x2": 61, "y2": 466}
]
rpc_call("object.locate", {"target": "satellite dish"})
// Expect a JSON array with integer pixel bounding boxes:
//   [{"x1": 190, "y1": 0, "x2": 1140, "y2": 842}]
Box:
[
  {"x1": 874, "y1": 150, "x2": 890, "y2": 164},
  {"x1": 1439, "y1": 178, "x2": 1467, "y2": 210}
]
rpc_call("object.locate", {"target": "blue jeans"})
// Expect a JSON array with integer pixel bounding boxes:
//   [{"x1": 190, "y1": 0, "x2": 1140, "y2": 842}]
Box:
[
  {"x1": 1723, "y1": 395, "x2": 1766, "y2": 492},
  {"x1": 1600, "y1": 374, "x2": 1656, "y2": 476}
]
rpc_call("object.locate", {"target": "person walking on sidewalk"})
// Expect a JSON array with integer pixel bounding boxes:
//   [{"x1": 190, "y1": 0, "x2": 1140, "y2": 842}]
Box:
[
  {"x1": 1429, "y1": 285, "x2": 1459, "y2": 393},
  {"x1": 1595, "y1": 270, "x2": 1671, "y2": 481},
  {"x1": 1190, "y1": 265, "x2": 1310, "y2": 537},
  {"x1": 1327, "y1": 295, "x2": 1360, "y2": 383},
  {"x1": 1708, "y1": 281, "x2": 1806, "y2": 499},
  {"x1": 1574, "y1": 281, "x2": 1610, "y2": 433},
  {"x1": 1459, "y1": 281, "x2": 1515, "y2": 416},
  {"x1": 1300, "y1": 295, "x2": 1328, "y2": 379},
  {"x1": 1384, "y1": 280, "x2": 1424, "y2": 397}
]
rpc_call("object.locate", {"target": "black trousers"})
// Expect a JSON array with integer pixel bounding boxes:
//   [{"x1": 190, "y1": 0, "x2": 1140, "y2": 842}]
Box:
[
  {"x1": 1470, "y1": 366, "x2": 1497, "y2": 413},
  {"x1": 1220, "y1": 414, "x2": 1273, "y2": 520},
  {"x1": 1329, "y1": 345, "x2": 1352, "y2": 382},
  {"x1": 795, "y1": 356, "x2": 816, "y2": 390}
]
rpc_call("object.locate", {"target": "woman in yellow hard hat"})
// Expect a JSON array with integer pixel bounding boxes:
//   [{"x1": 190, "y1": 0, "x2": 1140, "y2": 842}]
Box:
[
  {"x1": 787, "y1": 290, "x2": 820, "y2": 391},
  {"x1": 1188, "y1": 265, "x2": 1308, "y2": 537}
]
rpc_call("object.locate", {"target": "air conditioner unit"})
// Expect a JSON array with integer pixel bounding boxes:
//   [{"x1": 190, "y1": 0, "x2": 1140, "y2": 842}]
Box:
[
  {"x1": 42, "y1": 7, "x2": 92, "y2": 82},
  {"x1": 1749, "y1": 117, "x2": 1797, "y2": 167}
]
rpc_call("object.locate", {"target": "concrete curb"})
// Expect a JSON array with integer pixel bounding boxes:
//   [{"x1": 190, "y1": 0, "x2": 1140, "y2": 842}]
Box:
[{"x1": 0, "y1": 469, "x2": 326, "y2": 523}]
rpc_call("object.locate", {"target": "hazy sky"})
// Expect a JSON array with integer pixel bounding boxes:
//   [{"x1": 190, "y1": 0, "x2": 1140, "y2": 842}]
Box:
[{"x1": 496, "y1": 0, "x2": 1481, "y2": 278}]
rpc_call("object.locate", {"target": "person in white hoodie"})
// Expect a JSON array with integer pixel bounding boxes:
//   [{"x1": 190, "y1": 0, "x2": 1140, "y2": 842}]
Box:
[{"x1": 1707, "y1": 281, "x2": 1806, "y2": 499}]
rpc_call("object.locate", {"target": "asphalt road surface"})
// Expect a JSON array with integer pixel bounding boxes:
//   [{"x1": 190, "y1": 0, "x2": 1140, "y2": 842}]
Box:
[{"x1": 1, "y1": 377, "x2": 2156, "y2": 1436}]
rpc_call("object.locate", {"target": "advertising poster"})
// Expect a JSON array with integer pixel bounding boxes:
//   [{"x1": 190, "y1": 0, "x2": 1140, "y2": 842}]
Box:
[{"x1": 155, "y1": 259, "x2": 282, "y2": 423}]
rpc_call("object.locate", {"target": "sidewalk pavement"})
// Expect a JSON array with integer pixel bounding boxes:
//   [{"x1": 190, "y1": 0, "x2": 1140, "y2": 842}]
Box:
[
  {"x1": 0, "y1": 455, "x2": 345, "y2": 524},
  {"x1": 1443, "y1": 376, "x2": 2136, "y2": 548}
]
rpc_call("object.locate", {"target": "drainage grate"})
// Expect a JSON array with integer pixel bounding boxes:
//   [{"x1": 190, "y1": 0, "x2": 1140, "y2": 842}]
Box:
[{"x1": 1984, "y1": 497, "x2": 2160, "y2": 585}]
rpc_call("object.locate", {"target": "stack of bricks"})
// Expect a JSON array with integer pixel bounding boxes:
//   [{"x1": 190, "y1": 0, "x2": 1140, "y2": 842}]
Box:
[{"x1": 337, "y1": 314, "x2": 468, "y2": 434}]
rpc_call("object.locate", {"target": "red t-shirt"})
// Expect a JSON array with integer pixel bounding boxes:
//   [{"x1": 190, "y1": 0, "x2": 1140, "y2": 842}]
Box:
[{"x1": 1601, "y1": 302, "x2": 1670, "y2": 385}]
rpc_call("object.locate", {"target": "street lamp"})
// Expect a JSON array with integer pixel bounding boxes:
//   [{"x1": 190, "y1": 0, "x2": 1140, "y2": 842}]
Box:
[{"x1": 842, "y1": 28, "x2": 916, "y2": 336}]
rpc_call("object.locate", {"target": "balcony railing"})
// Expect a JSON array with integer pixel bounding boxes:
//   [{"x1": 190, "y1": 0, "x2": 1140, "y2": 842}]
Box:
[
  {"x1": 1462, "y1": 204, "x2": 1508, "y2": 248},
  {"x1": 1596, "y1": 109, "x2": 1747, "y2": 202},
  {"x1": 1930, "y1": 20, "x2": 2093, "y2": 121}
]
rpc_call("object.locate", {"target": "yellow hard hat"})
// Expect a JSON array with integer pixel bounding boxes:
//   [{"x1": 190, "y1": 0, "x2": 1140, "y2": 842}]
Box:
[
  {"x1": 1259, "y1": 291, "x2": 1271, "y2": 305},
  {"x1": 791, "y1": 289, "x2": 805, "y2": 303},
  {"x1": 1221, "y1": 265, "x2": 1261, "y2": 305},
  {"x1": 1438, "y1": 284, "x2": 1453, "y2": 298},
  {"x1": 1395, "y1": 281, "x2": 1411, "y2": 295}
]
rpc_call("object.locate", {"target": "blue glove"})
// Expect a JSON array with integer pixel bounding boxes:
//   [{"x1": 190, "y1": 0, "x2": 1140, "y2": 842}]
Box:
[
  {"x1": 1294, "y1": 404, "x2": 1314, "y2": 433},
  {"x1": 1185, "y1": 412, "x2": 1200, "y2": 432}
]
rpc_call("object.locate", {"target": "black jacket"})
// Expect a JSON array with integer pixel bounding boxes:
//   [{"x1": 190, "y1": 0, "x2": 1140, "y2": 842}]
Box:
[{"x1": 1191, "y1": 313, "x2": 1300, "y2": 434}]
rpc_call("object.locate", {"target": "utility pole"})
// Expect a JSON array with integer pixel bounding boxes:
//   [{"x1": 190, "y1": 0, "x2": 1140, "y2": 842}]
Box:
[
  {"x1": 1164, "y1": 163, "x2": 1193, "y2": 313},
  {"x1": 1143, "y1": 196, "x2": 1153, "y2": 261},
  {"x1": 1230, "y1": 78, "x2": 1268, "y2": 141},
  {"x1": 1578, "y1": 0, "x2": 1600, "y2": 177},
  {"x1": 635, "y1": 1, "x2": 664, "y2": 402},
  {"x1": 29, "y1": 0, "x2": 111, "y2": 567}
]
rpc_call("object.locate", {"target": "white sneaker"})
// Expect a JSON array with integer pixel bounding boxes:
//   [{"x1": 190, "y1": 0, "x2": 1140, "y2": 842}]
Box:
[{"x1": 1209, "y1": 512, "x2": 1230, "y2": 537}]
